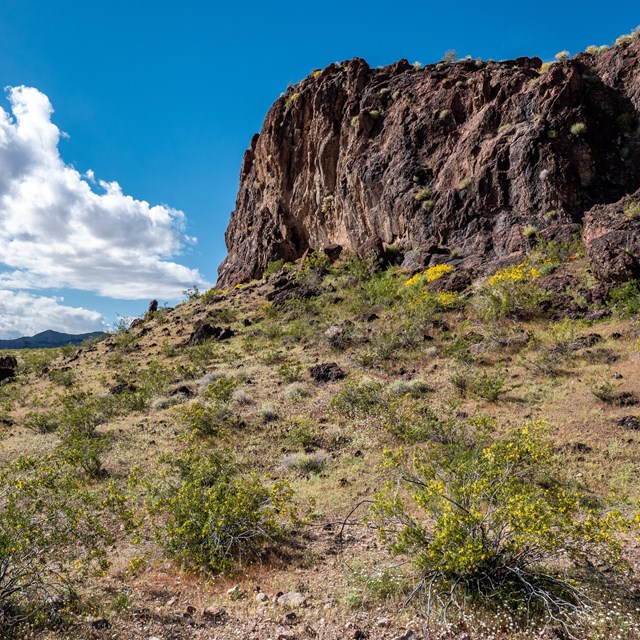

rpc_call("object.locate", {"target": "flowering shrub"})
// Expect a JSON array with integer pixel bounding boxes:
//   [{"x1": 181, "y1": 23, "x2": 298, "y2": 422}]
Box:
[
  {"x1": 0, "y1": 455, "x2": 116, "y2": 630},
  {"x1": 475, "y1": 261, "x2": 548, "y2": 320},
  {"x1": 404, "y1": 264, "x2": 454, "y2": 287},
  {"x1": 374, "y1": 421, "x2": 633, "y2": 631}
]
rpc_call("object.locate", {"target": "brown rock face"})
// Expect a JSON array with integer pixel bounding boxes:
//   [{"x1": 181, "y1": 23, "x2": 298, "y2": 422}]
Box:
[{"x1": 218, "y1": 40, "x2": 640, "y2": 286}]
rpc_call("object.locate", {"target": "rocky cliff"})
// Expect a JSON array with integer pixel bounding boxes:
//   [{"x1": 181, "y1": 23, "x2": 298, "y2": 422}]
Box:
[{"x1": 218, "y1": 37, "x2": 640, "y2": 286}]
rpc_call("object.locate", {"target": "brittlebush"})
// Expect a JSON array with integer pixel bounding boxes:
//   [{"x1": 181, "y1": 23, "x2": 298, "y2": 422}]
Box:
[{"x1": 374, "y1": 421, "x2": 634, "y2": 629}]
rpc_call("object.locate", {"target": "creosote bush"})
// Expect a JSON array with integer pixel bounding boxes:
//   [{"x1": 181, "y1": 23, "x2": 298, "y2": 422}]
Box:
[
  {"x1": 0, "y1": 454, "x2": 120, "y2": 632},
  {"x1": 145, "y1": 447, "x2": 295, "y2": 574},
  {"x1": 373, "y1": 420, "x2": 633, "y2": 632}
]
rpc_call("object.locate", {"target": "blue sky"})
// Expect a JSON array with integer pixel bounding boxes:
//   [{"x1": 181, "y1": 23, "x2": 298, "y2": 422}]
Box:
[{"x1": 0, "y1": 0, "x2": 638, "y2": 337}]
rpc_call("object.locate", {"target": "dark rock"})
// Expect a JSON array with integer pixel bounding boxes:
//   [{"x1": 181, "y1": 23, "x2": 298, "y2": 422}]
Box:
[
  {"x1": 583, "y1": 308, "x2": 612, "y2": 321},
  {"x1": 170, "y1": 385, "x2": 195, "y2": 397},
  {"x1": 400, "y1": 248, "x2": 431, "y2": 273},
  {"x1": 569, "y1": 333, "x2": 603, "y2": 350},
  {"x1": 202, "y1": 605, "x2": 226, "y2": 624},
  {"x1": 583, "y1": 189, "x2": 640, "y2": 283},
  {"x1": 323, "y1": 244, "x2": 343, "y2": 262},
  {"x1": 186, "y1": 321, "x2": 235, "y2": 345},
  {"x1": 217, "y1": 41, "x2": 640, "y2": 288},
  {"x1": 566, "y1": 442, "x2": 593, "y2": 454},
  {"x1": 0, "y1": 355, "x2": 17, "y2": 382},
  {"x1": 108, "y1": 382, "x2": 137, "y2": 395},
  {"x1": 90, "y1": 618, "x2": 110, "y2": 630},
  {"x1": 618, "y1": 416, "x2": 640, "y2": 430},
  {"x1": 428, "y1": 269, "x2": 473, "y2": 293},
  {"x1": 309, "y1": 362, "x2": 346, "y2": 382}
]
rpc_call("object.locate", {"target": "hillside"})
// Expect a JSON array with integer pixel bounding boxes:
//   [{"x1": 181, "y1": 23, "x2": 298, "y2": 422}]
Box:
[
  {"x1": 1, "y1": 244, "x2": 640, "y2": 638},
  {"x1": 1, "y1": 34, "x2": 640, "y2": 640},
  {"x1": 0, "y1": 330, "x2": 105, "y2": 350}
]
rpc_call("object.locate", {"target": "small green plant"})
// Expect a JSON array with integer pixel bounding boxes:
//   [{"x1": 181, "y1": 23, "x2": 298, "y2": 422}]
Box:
[
  {"x1": 146, "y1": 447, "x2": 295, "y2": 574},
  {"x1": 570, "y1": 122, "x2": 587, "y2": 135},
  {"x1": 622, "y1": 197, "x2": 640, "y2": 220},
  {"x1": 415, "y1": 186, "x2": 432, "y2": 202},
  {"x1": 608, "y1": 279, "x2": 640, "y2": 316},
  {"x1": 330, "y1": 378, "x2": 384, "y2": 418},
  {"x1": 555, "y1": 50, "x2": 570, "y2": 60},
  {"x1": 264, "y1": 259, "x2": 286, "y2": 278},
  {"x1": 277, "y1": 362, "x2": 304, "y2": 383},
  {"x1": 457, "y1": 177, "x2": 471, "y2": 189},
  {"x1": 590, "y1": 378, "x2": 621, "y2": 404}
]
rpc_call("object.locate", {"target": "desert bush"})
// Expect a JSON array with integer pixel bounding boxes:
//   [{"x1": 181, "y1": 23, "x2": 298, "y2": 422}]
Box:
[
  {"x1": 382, "y1": 398, "x2": 454, "y2": 443},
  {"x1": 0, "y1": 455, "x2": 115, "y2": 631},
  {"x1": 373, "y1": 421, "x2": 631, "y2": 632},
  {"x1": 330, "y1": 378, "x2": 384, "y2": 417},
  {"x1": 109, "y1": 321, "x2": 138, "y2": 354},
  {"x1": 473, "y1": 262, "x2": 549, "y2": 320},
  {"x1": 285, "y1": 383, "x2": 311, "y2": 401},
  {"x1": 281, "y1": 450, "x2": 329, "y2": 474},
  {"x1": 47, "y1": 368, "x2": 76, "y2": 388},
  {"x1": 388, "y1": 379, "x2": 432, "y2": 398},
  {"x1": 23, "y1": 410, "x2": 60, "y2": 434},
  {"x1": 146, "y1": 447, "x2": 295, "y2": 574},
  {"x1": 608, "y1": 279, "x2": 640, "y2": 317}
]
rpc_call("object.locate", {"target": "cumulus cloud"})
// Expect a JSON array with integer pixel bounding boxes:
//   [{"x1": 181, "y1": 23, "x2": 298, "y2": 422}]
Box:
[
  {"x1": 0, "y1": 86, "x2": 210, "y2": 300},
  {"x1": 0, "y1": 290, "x2": 105, "y2": 339}
]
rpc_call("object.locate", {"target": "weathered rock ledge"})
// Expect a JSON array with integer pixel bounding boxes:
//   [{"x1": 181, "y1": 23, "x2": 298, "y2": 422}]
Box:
[{"x1": 218, "y1": 39, "x2": 640, "y2": 286}]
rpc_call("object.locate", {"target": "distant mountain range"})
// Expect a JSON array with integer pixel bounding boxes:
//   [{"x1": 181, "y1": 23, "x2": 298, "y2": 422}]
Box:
[{"x1": 0, "y1": 330, "x2": 106, "y2": 350}]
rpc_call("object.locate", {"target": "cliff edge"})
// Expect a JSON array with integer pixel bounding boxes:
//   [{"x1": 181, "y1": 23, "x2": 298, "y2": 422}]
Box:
[{"x1": 218, "y1": 38, "x2": 640, "y2": 286}]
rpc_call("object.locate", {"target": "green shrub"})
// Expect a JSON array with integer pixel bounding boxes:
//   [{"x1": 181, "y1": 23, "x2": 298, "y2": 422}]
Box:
[
  {"x1": 147, "y1": 447, "x2": 294, "y2": 573},
  {"x1": 382, "y1": 399, "x2": 454, "y2": 443},
  {"x1": 374, "y1": 421, "x2": 631, "y2": 631},
  {"x1": 23, "y1": 410, "x2": 60, "y2": 434},
  {"x1": 284, "y1": 417, "x2": 321, "y2": 449},
  {"x1": 263, "y1": 259, "x2": 286, "y2": 279},
  {"x1": 330, "y1": 378, "x2": 384, "y2": 418},
  {"x1": 570, "y1": 122, "x2": 587, "y2": 135},
  {"x1": 622, "y1": 197, "x2": 640, "y2": 221},
  {"x1": 468, "y1": 370, "x2": 507, "y2": 402},
  {"x1": 0, "y1": 455, "x2": 114, "y2": 631},
  {"x1": 608, "y1": 279, "x2": 640, "y2": 316},
  {"x1": 175, "y1": 400, "x2": 235, "y2": 437}
]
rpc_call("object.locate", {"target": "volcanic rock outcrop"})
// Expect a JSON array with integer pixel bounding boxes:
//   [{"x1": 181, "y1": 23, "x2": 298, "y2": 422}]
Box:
[{"x1": 218, "y1": 38, "x2": 640, "y2": 286}]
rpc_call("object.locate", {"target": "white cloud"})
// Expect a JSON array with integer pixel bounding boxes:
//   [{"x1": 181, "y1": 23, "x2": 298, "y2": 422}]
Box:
[
  {"x1": 0, "y1": 290, "x2": 105, "y2": 339},
  {"x1": 0, "y1": 86, "x2": 210, "y2": 300}
]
